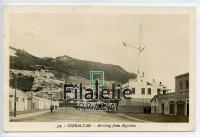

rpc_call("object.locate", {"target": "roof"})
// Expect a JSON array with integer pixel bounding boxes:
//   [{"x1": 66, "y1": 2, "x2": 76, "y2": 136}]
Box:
[
  {"x1": 147, "y1": 82, "x2": 152, "y2": 85},
  {"x1": 151, "y1": 95, "x2": 158, "y2": 102},
  {"x1": 9, "y1": 88, "x2": 31, "y2": 97},
  {"x1": 175, "y1": 73, "x2": 189, "y2": 79},
  {"x1": 32, "y1": 96, "x2": 54, "y2": 102},
  {"x1": 151, "y1": 92, "x2": 176, "y2": 102}
]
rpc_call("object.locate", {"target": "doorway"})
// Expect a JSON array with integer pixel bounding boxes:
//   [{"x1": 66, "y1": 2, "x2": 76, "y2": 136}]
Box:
[
  {"x1": 161, "y1": 104, "x2": 164, "y2": 114},
  {"x1": 177, "y1": 101, "x2": 185, "y2": 116},
  {"x1": 187, "y1": 100, "x2": 189, "y2": 116},
  {"x1": 169, "y1": 101, "x2": 175, "y2": 115}
]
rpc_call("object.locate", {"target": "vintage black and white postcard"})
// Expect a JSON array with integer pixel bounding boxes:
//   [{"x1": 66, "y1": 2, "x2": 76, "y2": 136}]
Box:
[{"x1": 3, "y1": 5, "x2": 195, "y2": 131}]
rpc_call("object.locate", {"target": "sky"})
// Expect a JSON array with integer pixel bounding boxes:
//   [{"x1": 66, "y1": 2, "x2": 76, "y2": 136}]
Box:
[{"x1": 9, "y1": 10, "x2": 189, "y2": 90}]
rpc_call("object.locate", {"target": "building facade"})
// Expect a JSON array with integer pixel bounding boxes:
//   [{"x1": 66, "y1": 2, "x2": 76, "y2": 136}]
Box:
[
  {"x1": 151, "y1": 73, "x2": 189, "y2": 116},
  {"x1": 9, "y1": 88, "x2": 29, "y2": 112},
  {"x1": 118, "y1": 72, "x2": 170, "y2": 114},
  {"x1": 9, "y1": 88, "x2": 59, "y2": 115}
]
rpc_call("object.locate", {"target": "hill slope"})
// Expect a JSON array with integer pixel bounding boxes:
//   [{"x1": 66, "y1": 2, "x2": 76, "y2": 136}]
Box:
[{"x1": 10, "y1": 47, "x2": 136, "y2": 83}]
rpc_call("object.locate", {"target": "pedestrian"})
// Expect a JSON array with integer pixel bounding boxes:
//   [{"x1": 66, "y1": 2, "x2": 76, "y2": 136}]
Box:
[{"x1": 50, "y1": 105, "x2": 53, "y2": 113}]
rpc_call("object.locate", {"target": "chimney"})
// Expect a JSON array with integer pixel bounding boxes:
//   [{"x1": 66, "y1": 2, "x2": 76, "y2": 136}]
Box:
[
  {"x1": 142, "y1": 72, "x2": 144, "y2": 77},
  {"x1": 153, "y1": 78, "x2": 155, "y2": 83}
]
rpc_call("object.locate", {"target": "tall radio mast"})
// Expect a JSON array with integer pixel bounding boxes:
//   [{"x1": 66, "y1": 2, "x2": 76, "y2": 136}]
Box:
[{"x1": 122, "y1": 23, "x2": 145, "y2": 75}]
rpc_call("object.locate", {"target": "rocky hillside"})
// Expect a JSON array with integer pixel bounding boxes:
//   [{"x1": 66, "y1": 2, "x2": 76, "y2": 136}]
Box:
[{"x1": 10, "y1": 47, "x2": 136, "y2": 83}]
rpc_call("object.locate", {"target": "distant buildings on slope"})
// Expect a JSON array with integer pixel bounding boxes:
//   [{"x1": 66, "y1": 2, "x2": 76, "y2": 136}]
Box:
[{"x1": 9, "y1": 69, "x2": 64, "y2": 115}]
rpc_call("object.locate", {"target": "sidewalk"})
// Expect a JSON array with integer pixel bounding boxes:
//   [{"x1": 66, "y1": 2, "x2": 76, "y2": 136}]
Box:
[
  {"x1": 125, "y1": 113, "x2": 189, "y2": 122},
  {"x1": 10, "y1": 109, "x2": 48, "y2": 115},
  {"x1": 10, "y1": 109, "x2": 53, "y2": 121},
  {"x1": 117, "y1": 113, "x2": 151, "y2": 122}
]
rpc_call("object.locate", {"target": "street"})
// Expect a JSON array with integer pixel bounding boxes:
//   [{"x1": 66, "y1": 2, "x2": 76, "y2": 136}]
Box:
[{"x1": 10, "y1": 107, "x2": 146, "y2": 122}]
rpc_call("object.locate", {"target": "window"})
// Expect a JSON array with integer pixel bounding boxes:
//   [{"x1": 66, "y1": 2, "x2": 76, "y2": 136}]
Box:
[
  {"x1": 157, "y1": 89, "x2": 161, "y2": 95},
  {"x1": 16, "y1": 97, "x2": 18, "y2": 102},
  {"x1": 132, "y1": 88, "x2": 135, "y2": 94},
  {"x1": 148, "y1": 88, "x2": 151, "y2": 94},
  {"x1": 141, "y1": 88, "x2": 145, "y2": 94},
  {"x1": 23, "y1": 98, "x2": 25, "y2": 102},
  {"x1": 185, "y1": 80, "x2": 189, "y2": 91},
  {"x1": 179, "y1": 81, "x2": 183, "y2": 92}
]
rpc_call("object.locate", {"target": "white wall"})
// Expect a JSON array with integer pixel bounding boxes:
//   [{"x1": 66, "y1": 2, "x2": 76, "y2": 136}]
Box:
[
  {"x1": 9, "y1": 88, "x2": 29, "y2": 112},
  {"x1": 123, "y1": 76, "x2": 163, "y2": 99}
]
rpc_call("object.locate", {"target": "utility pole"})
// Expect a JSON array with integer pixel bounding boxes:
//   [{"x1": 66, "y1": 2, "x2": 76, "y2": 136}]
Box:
[
  {"x1": 122, "y1": 23, "x2": 145, "y2": 75},
  {"x1": 14, "y1": 75, "x2": 17, "y2": 117},
  {"x1": 50, "y1": 86, "x2": 53, "y2": 113}
]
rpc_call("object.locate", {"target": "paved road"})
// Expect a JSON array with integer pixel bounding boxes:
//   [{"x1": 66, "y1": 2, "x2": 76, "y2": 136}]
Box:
[{"x1": 10, "y1": 107, "x2": 146, "y2": 122}]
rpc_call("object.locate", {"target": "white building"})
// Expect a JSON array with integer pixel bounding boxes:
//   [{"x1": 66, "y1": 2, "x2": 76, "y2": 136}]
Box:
[
  {"x1": 118, "y1": 72, "x2": 170, "y2": 114},
  {"x1": 9, "y1": 88, "x2": 59, "y2": 115},
  {"x1": 122, "y1": 72, "x2": 168, "y2": 98},
  {"x1": 33, "y1": 96, "x2": 59, "y2": 110},
  {"x1": 9, "y1": 88, "x2": 29, "y2": 112}
]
